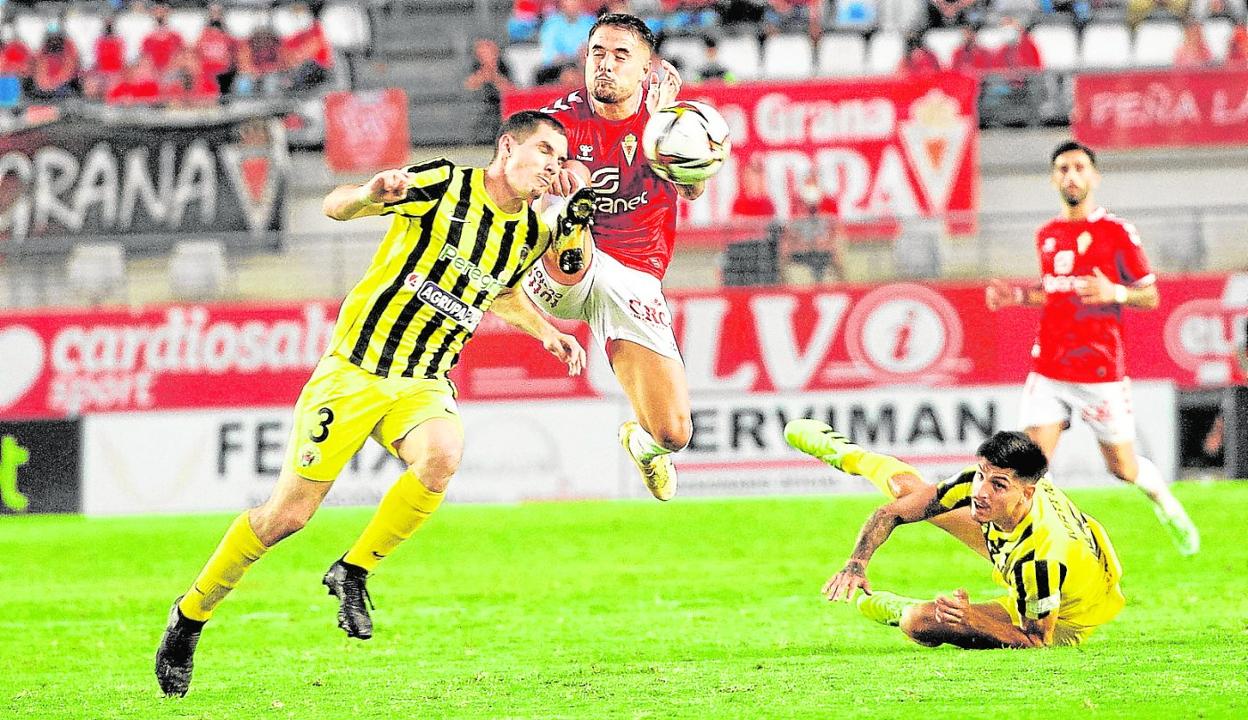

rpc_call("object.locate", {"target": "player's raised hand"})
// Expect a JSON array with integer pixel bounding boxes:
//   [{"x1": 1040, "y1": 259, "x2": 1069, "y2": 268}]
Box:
[
  {"x1": 645, "y1": 59, "x2": 682, "y2": 114},
  {"x1": 823, "y1": 560, "x2": 871, "y2": 602},
  {"x1": 934, "y1": 588, "x2": 970, "y2": 624},
  {"x1": 550, "y1": 160, "x2": 590, "y2": 197},
  {"x1": 362, "y1": 169, "x2": 412, "y2": 204},
  {"x1": 985, "y1": 278, "x2": 1015, "y2": 311},
  {"x1": 544, "y1": 331, "x2": 587, "y2": 376},
  {"x1": 1075, "y1": 266, "x2": 1117, "y2": 305}
]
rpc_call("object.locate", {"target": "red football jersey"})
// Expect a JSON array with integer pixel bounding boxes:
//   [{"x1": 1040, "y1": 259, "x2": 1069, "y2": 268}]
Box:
[
  {"x1": 1032, "y1": 207, "x2": 1155, "y2": 382},
  {"x1": 542, "y1": 88, "x2": 679, "y2": 279}
]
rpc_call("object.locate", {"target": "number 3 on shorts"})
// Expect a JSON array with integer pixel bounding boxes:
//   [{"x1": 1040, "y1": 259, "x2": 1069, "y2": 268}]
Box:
[{"x1": 311, "y1": 407, "x2": 335, "y2": 443}]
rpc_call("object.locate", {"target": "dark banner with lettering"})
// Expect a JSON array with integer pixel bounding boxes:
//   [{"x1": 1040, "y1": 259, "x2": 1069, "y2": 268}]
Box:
[
  {"x1": 0, "y1": 111, "x2": 289, "y2": 253},
  {"x1": 0, "y1": 419, "x2": 81, "y2": 515}
]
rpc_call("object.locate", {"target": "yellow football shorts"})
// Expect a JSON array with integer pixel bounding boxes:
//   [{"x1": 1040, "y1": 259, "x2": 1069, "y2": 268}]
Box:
[
  {"x1": 284, "y1": 353, "x2": 461, "y2": 482},
  {"x1": 993, "y1": 596, "x2": 1099, "y2": 647}
]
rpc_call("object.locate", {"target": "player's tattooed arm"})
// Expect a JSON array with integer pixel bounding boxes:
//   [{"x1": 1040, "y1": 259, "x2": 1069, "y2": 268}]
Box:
[
  {"x1": 985, "y1": 278, "x2": 1043, "y2": 310},
  {"x1": 823, "y1": 484, "x2": 947, "y2": 602},
  {"x1": 1074, "y1": 267, "x2": 1160, "y2": 309},
  {"x1": 490, "y1": 287, "x2": 587, "y2": 376},
  {"x1": 323, "y1": 169, "x2": 411, "y2": 220}
]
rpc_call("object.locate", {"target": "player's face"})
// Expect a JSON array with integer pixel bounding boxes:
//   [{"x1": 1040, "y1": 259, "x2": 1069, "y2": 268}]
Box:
[
  {"x1": 969, "y1": 461, "x2": 1032, "y2": 524},
  {"x1": 586, "y1": 26, "x2": 651, "y2": 106},
  {"x1": 1050, "y1": 150, "x2": 1100, "y2": 208},
  {"x1": 502, "y1": 124, "x2": 568, "y2": 199}
]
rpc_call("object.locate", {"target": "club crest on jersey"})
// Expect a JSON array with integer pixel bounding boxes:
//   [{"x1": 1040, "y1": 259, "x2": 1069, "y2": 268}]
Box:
[
  {"x1": 577, "y1": 144, "x2": 594, "y2": 162},
  {"x1": 621, "y1": 133, "x2": 638, "y2": 165},
  {"x1": 1076, "y1": 231, "x2": 1093, "y2": 255}
]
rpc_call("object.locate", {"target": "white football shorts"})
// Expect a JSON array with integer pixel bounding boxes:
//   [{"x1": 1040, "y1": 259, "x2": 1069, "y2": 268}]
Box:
[
  {"x1": 522, "y1": 243, "x2": 681, "y2": 360},
  {"x1": 1019, "y1": 371, "x2": 1136, "y2": 444}
]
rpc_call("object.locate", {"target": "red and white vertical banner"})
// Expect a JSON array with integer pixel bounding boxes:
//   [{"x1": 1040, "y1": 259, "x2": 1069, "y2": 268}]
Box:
[
  {"x1": 323, "y1": 88, "x2": 410, "y2": 173},
  {"x1": 503, "y1": 75, "x2": 980, "y2": 233},
  {"x1": 1073, "y1": 68, "x2": 1248, "y2": 149}
]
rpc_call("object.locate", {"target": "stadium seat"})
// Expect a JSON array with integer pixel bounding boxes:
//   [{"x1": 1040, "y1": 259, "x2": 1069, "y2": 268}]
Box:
[
  {"x1": 718, "y1": 35, "x2": 761, "y2": 80},
  {"x1": 272, "y1": 4, "x2": 300, "y2": 38},
  {"x1": 1203, "y1": 17, "x2": 1234, "y2": 64},
  {"x1": 64, "y1": 11, "x2": 104, "y2": 68},
  {"x1": 877, "y1": 0, "x2": 927, "y2": 34},
  {"x1": 168, "y1": 9, "x2": 207, "y2": 45},
  {"x1": 866, "y1": 30, "x2": 903, "y2": 75},
  {"x1": 922, "y1": 26, "x2": 961, "y2": 67},
  {"x1": 14, "y1": 14, "x2": 47, "y2": 52},
  {"x1": 224, "y1": 7, "x2": 268, "y2": 40},
  {"x1": 1079, "y1": 23, "x2": 1132, "y2": 69},
  {"x1": 1030, "y1": 23, "x2": 1079, "y2": 73},
  {"x1": 115, "y1": 10, "x2": 156, "y2": 64},
  {"x1": 762, "y1": 34, "x2": 814, "y2": 79},
  {"x1": 975, "y1": 24, "x2": 1010, "y2": 54},
  {"x1": 816, "y1": 32, "x2": 867, "y2": 76},
  {"x1": 659, "y1": 36, "x2": 707, "y2": 79},
  {"x1": 1132, "y1": 20, "x2": 1183, "y2": 67},
  {"x1": 321, "y1": 4, "x2": 372, "y2": 54},
  {"x1": 504, "y1": 43, "x2": 543, "y2": 89},
  {"x1": 67, "y1": 243, "x2": 127, "y2": 305},
  {"x1": 169, "y1": 240, "x2": 229, "y2": 300}
]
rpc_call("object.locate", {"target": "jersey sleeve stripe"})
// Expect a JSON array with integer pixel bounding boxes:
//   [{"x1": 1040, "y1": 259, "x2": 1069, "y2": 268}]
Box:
[
  {"x1": 935, "y1": 468, "x2": 974, "y2": 510},
  {"x1": 383, "y1": 158, "x2": 454, "y2": 215},
  {"x1": 506, "y1": 210, "x2": 542, "y2": 287}
]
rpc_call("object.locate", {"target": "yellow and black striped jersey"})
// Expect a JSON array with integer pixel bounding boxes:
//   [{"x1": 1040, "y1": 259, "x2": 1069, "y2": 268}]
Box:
[
  {"x1": 936, "y1": 468, "x2": 1125, "y2": 627},
  {"x1": 327, "y1": 158, "x2": 549, "y2": 379}
]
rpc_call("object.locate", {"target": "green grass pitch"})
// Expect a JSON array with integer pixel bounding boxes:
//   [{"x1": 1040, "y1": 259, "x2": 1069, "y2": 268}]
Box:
[{"x1": 3, "y1": 482, "x2": 1246, "y2": 719}]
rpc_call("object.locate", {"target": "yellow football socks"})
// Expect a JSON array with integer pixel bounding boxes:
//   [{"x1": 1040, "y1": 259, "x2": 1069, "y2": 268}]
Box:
[
  {"x1": 178, "y1": 511, "x2": 269, "y2": 622},
  {"x1": 343, "y1": 469, "x2": 444, "y2": 572},
  {"x1": 839, "y1": 450, "x2": 919, "y2": 499}
]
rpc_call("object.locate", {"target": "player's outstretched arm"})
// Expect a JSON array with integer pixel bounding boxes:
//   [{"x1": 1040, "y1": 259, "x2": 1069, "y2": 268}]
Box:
[
  {"x1": 323, "y1": 169, "x2": 412, "y2": 221},
  {"x1": 490, "y1": 287, "x2": 586, "y2": 376},
  {"x1": 985, "y1": 278, "x2": 1043, "y2": 310},
  {"x1": 1074, "y1": 267, "x2": 1160, "y2": 309},
  {"x1": 823, "y1": 483, "x2": 949, "y2": 602}
]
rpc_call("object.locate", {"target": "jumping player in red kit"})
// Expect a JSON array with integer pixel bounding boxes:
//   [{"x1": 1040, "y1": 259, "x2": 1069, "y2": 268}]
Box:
[
  {"x1": 521, "y1": 13, "x2": 702, "y2": 501},
  {"x1": 986, "y1": 141, "x2": 1199, "y2": 555}
]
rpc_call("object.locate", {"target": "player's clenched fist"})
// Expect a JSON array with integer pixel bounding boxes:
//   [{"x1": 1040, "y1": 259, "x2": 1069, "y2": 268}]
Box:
[{"x1": 361, "y1": 169, "x2": 413, "y2": 204}]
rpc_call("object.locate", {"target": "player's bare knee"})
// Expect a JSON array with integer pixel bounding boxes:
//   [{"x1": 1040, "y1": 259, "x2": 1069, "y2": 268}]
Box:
[
  {"x1": 410, "y1": 453, "x2": 459, "y2": 492},
  {"x1": 898, "y1": 603, "x2": 940, "y2": 643},
  {"x1": 252, "y1": 502, "x2": 313, "y2": 545},
  {"x1": 653, "y1": 418, "x2": 691, "y2": 452}
]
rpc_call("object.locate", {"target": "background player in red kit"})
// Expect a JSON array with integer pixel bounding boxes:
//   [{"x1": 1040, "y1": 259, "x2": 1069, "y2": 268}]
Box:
[
  {"x1": 985, "y1": 141, "x2": 1199, "y2": 555},
  {"x1": 521, "y1": 14, "x2": 701, "y2": 501}
]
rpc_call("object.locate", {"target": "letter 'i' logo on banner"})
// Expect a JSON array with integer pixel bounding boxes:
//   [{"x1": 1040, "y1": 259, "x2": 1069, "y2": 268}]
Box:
[{"x1": 221, "y1": 119, "x2": 289, "y2": 235}]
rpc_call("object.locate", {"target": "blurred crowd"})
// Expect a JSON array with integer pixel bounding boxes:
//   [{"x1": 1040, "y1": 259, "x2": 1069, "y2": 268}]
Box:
[{"x1": 0, "y1": 1, "x2": 335, "y2": 108}]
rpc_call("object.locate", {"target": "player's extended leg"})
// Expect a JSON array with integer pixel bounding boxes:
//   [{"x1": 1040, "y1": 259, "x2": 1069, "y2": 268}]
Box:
[
  {"x1": 1100, "y1": 440, "x2": 1199, "y2": 556},
  {"x1": 1023, "y1": 422, "x2": 1064, "y2": 459},
  {"x1": 612, "y1": 339, "x2": 692, "y2": 501},
  {"x1": 156, "y1": 467, "x2": 334, "y2": 697},
  {"x1": 326, "y1": 417, "x2": 464, "y2": 639},
  {"x1": 897, "y1": 598, "x2": 1035, "y2": 650},
  {"x1": 784, "y1": 419, "x2": 988, "y2": 558}
]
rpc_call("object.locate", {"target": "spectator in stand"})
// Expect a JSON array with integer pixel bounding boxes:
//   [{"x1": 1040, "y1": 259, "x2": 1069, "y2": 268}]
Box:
[
  {"x1": 196, "y1": 4, "x2": 237, "y2": 95},
  {"x1": 105, "y1": 54, "x2": 161, "y2": 105},
  {"x1": 29, "y1": 18, "x2": 80, "y2": 100},
  {"x1": 141, "y1": 3, "x2": 185, "y2": 73},
  {"x1": 0, "y1": 23, "x2": 33, "y2": 80},
  {"x1": 236, "y1": 21, "x2": 284, "y2": 96},
  {"x1": 280, "y1": 2, "x2": 334, "y2": 93},
  {"x1": 949, "y1": 25, "x2": 993, "y2": 75},
  {"x1": 699, "y1": 35, "x2": 735, "y2": 81},
  {"x1": 163, "y1": 46, "x2": 220, "y2": 107},
  {"x1": 535, "y1": 0, "x2": 595, "y2": 85},
  {"x1": 990, "y1": 16, "x2": 1042, "y2": 75},
  {"x1": 83, "y1": 16, "x2": 127, "y2": 100},
  {"x1": 764, "y1": 0, "x2": 812, "y2": 36},
  {"x1": 509, "y1": 0, "x2": 544, "y2": 42},
  {"x1": 927, "y1": 0, "x2": 982, "y2": 28},
  {"x1": 1175, "y1": 17, "x2": 1214, "y2": 66},
  {"x1": 464, "y1": 38, "x2": 514, "y2": 143},
  {"x1": 1190, "y1": 0, "x2": 1247, "y2": 20},
  {"x1": 732, "y1": 155, "x2": 777, "y2": 220},
  {"x1": 717, "y1": 0, "x2": 769, "y2": 28},
  {"x1": 780, "y1": 171, "x2": 846, "y2": 284},
  {"x1": 900, "y1": 30, "x2": 941, "y2": 74},
  {"x1": 1126, "y1": 0, "x2": 1189, "y2": 26},
  {"x1": 1228, "y1": 19, "x2": 1248, "y2": 65},
  {"x1": 656, "y1": 0, "x2": 720, "y2": 35}
]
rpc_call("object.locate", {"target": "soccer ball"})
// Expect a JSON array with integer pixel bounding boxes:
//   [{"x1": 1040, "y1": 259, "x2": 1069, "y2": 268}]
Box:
[{"x1": 642, "y1": 101, "x2": 731, "y2": 185}]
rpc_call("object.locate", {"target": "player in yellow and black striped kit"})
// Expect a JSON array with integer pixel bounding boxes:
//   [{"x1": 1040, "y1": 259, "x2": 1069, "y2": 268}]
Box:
[
  {"x1": 786, "y1": 421, "x2": 1125, "y2": 648},
  {"x1": 156, "y1": 111, "x2": 591, "y2": 697}
]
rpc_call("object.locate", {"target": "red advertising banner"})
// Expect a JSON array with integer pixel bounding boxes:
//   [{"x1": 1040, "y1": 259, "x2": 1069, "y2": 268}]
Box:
[
  {"x1": 1072, "y1": 68, "x2": 1248, "y2": 149},
  {"x1": 2, "y1": 274, "x2": 1243, "y2": 420},
  {"x1": 323, "y1": 88, "x2": 410, "y2": 173},
  {"x1": 502, "y1": 75, "x2": 979, "y2": 241}
]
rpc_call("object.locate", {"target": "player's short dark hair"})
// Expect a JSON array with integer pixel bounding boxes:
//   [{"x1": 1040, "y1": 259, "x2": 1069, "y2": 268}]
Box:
[
  {"x1": 1051, "y1": 140, "x2": 1097, "y2": 167},
  {"x1": 977, "y1": 431, "x2": 1048, "y2": 483},
  {"x1": 498, "y1": 110, "x2": 565, "y2": 145},
  {"x1": 588, "y1": 13, "x2": 657, "y2": 53}
]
